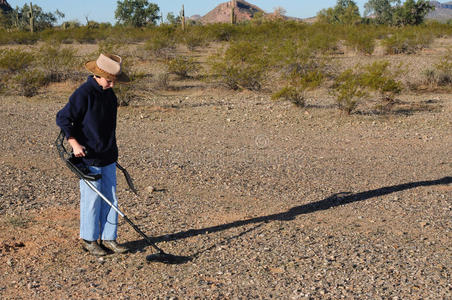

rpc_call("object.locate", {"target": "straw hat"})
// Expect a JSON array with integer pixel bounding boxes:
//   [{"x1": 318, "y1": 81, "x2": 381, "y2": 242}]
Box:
[{"x1": 85, "y1": 53, "x2": 130, "y2": 83}]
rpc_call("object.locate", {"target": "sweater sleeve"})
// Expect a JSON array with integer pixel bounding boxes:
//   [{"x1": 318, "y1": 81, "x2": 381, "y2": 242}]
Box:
[{"x1": 56, "y1": 89, "x2": 88, "y2": 139}]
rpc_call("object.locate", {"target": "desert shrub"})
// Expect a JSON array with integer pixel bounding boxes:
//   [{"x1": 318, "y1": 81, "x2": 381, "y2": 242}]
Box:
[
  {"x1": 145, "y1": 29, "x2": 177, "y2": 58},
  {"x1": 108, "y1": 26, "x2": 151, "y2": 44},
  {"x1": 422, "y1": 68, "x2": 437, "y2": 87},
  {"x1": 145, "y1": 35, "x2": 176, "y2": 57},
  {"x1": 96, "y1": 40, "x2": 123, "y2": 56},
  {"x1": 423, "y1": 50, "x2": 452, "y2": 87},
  {"x1": 271, "y1": 86, "x2": 306, "y2": 107},
  {"x1": 360, "y1": 61, "x2": 402, "y2": 99},
  {"x1": 154, "y1": 72, "x2": 170, "y2": 90},
  {"x1": 359, "y1": 60, "x2": 403, "y2": 112},
  {"x1": 40, "y1": 28, "x2": 74, "y2": 44},
  {"x1": 305, "y1": 30, "x2": 339, "y2": 54},
  {"x1": 0, "y1": 30, "x2": 39, "y2": 45},
  {"x1": 332, "y1": 69, "x2": 367, "y2": 114},
  {"x1": 427, "y1": 20, "x2": 452, "y2": 38},
  {"x1": 382, "y1": 28, "x2": 433, "y2": 54},
  {"x1": 208, "y1": 41, "x2": 268, "y2": 90},
  {"x1": 114, "y1": 84, "x2": 133, "y2": 106},
  {"x1": 343, "y1": 26, "x2": 376, "y2": 54},
  {"x1": 274, "y1": 61, "x2": 325, "y2": 105},
  {"x1": 0, "y1": 49, "x2": 35, "y2": 72},
  {"x1": 37, "y1": 44, "x2": 80, "y2": 82},
  {"x1": 434, "y1": 52, "x2": 452, "y2": 81},
  {"x1": 165, "y1": 56, "x2": 199, "y2": 78},
  {"x1": 38, "y1": 26, "x2": 112, "y2": 44},
  {"x1": 13, "y1": 69, "x2": 50, "y2": 97},
  {"x1": 206, "y1": 23, "x2": 239, "y2": 42},
  {"x1": 435, "y1": 50, "x2": 452, "y2": 83},
  {"x1": 113, "y1": 69, "x2": 145, "y2": 106},
  {"x1": 70, "y1": 27, "x2": 106, "y2": 43},
  {"x1": 269, "y1": 40, "x2": 327, "y2": 102},
  {"x1": 182, "y1": 31, "x2": 208, "y2": 51}
]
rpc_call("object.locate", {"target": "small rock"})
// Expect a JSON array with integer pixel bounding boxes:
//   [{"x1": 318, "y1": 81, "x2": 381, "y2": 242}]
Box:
[
  {"x1": 6, "y1": 258, "x2": 13, "y2": 267},
  {"x1": 419, "y1": 221, "x2": 429, "y2": 228}
]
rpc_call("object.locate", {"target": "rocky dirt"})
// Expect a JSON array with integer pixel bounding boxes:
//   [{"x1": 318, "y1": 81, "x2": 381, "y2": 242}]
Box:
[{"x1": 0, "y1": 61, "x2": 451, "y2": 298}]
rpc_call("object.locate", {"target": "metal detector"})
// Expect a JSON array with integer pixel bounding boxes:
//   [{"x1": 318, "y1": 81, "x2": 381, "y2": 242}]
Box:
[{"x1": 55, "y1": 131, "x2": 191, "y2": 264}]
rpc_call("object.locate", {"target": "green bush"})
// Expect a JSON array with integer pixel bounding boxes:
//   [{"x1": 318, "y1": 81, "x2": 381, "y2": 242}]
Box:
[
  {"x1": 183, "y1": 32, "x2": 208, "y2": 51},
  {"x1": 382, "y1": 28, "x2": 433, "y2": 54},
  {"x1": 166, "y1": 56, "x2": 199, "y2": 78},
  {"x1": 306, "y1": 30, "x2": 339, "y2": 54},
  {"x1": 208, "y1": 41, "x2": 268, "y2": 90},
  {"x1": 13, "y1": 69, "x2": 50, "y2": 97},
  {"x1": 96, "y1": 40, "x2": 123, "y2": 56},
  {"x1": 423, "y1": 50, "x2": 452, "y2": 87},
  {"x1": 284, "y1": 62, "x2": 325, "y2": 91},
  {"x1": 205, "y1": 23, "x2": 239, "y2": 42},
  {"x1": 0, "y1": 30, "x2": 39, "y2": 45},
  {"x1": 343, "y1": 26, "x2": 376, "y2": 54},
  {"x1": 332, "y1": 69, "x2": 367, "y2": 114},
  {"x1": 269, "y1": 40, "x2": 326, "y2": 100},
  {"x1": 0, "y1": 49, "x2": 34, "y2": 72},
  {"x1": 113, "y1": 69, "x2": 145, "y2": 106},
  {"x1": 37, "y1": 44, "x2": 80, "y2": 82},
  {"x1": 145, "y1": 31, "x2": 176, "y2": 58},
  {"x1": 360, "y1": 60, "x2": 402, "y2": 99},
  {"x1": 40, "y1": 28, "x2": 74, "y2": 44},
  {"x1": 41, "y1": 27, "x2": 108, "y2": 44},
  {"x1": 434, "y1": 50, "x2": 452, "y2": 83},
  {"x1": 114, "y1": 84, "x2": 133, "y2": 106},
  {"x1": 271, "y1": 86, "x2": 305, "y2": 107}
]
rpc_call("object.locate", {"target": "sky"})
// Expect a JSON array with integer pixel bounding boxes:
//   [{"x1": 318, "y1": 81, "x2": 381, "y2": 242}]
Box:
[{"x1": 7, "y1": 0, "x2": 370, "y2": 24}]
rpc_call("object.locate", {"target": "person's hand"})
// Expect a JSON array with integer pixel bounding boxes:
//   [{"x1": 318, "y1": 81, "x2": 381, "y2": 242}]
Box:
[
  {"x1": 72, "y1": 144, "x2": 86, "y2": 157},
  {"x1": 68, "y1": 137, "x2": 86, "y2": 157}
]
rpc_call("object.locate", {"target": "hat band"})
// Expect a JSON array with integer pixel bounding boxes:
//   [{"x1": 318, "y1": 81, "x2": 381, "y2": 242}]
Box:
[{"x1": 96, "y1": 65, "x2": 119, "y2": 80}]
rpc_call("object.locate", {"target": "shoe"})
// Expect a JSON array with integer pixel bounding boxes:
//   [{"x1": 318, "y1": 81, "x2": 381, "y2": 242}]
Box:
[
  {"x1": 101, "y1": 240, "x2": 128, "y2": 254},
  {"x1": 82, "y1": 240, "x2": 107, "y2": 256}
]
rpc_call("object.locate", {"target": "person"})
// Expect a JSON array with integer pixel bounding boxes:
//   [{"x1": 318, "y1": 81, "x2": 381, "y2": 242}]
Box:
[{"x1": 56, "y1": 53, "x2": 130, "y2": 256}]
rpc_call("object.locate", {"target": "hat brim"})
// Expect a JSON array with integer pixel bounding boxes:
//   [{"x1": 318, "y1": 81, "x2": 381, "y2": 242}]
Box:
[{"x1": 85, "y1": 60, "x2": 130, "y2": 83}]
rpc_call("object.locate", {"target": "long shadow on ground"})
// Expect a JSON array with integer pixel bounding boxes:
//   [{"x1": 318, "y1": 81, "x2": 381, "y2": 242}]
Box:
[{"x1": 124, "y1": 176, "x2": 451, "y2": 253}]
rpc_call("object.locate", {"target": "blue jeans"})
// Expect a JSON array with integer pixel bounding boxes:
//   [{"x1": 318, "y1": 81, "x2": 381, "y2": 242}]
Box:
[{"x1": 79, "y1": 163, "x2": 118, "y2": 241}]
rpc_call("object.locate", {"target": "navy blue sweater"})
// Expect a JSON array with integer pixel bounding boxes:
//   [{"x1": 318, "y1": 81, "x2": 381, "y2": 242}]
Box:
[{"x1": 56, "y1": 76, "x2": 118, "y2": 167}]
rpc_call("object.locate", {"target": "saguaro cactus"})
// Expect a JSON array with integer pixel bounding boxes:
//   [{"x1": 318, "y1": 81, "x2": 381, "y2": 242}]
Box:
[
  {"x1": 29, "y1": 2, "x2": 34, "y2": 33},
  {"x1": 231, "y1": 0, "x2": 237, "y2": 24},
  {"x1": 180, "y1": 4, "x2": 185, "y2": 31}
]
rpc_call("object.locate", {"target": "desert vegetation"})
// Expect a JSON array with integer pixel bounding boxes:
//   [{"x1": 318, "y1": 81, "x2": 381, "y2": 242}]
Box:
[{"x1": 1, "y1": 18, "x2": 452, "y2": 114}]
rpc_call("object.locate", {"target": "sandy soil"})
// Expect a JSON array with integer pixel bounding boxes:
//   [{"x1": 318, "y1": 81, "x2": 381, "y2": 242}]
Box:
[{"x1": 0, "y1": 42, "x2": 451, "y2": 299}]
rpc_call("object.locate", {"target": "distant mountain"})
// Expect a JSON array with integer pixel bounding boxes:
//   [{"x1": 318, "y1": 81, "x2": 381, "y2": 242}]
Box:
[
  {"x1": 427, "y1": 1, "x2": 452, "y2": 21},
  {"x1": 189, "y1": 14, "x2": 202, "y2": 21},
  {"x1": 200, "y1": 0, "x2": 265, "y2": 24},
  {"x1": 199, "y1": 0, "x2": 303, "y2": 24},
  {"x1": 0, "y1": 0, "x2": 12, "y2": 13}
]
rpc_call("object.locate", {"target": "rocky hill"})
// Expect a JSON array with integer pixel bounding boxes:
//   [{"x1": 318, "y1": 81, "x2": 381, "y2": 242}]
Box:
[
  {"x1": 199, "y1": 0, "x2": 264, "y2": 24},
  {"x1": 426, "y1": 1, "x2": 452, "y2": 21}
]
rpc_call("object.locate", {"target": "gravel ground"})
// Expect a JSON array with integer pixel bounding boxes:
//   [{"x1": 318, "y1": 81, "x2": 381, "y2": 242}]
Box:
[{"x1": 0, "y1": 87, "x2": 451, "y2": 299}]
